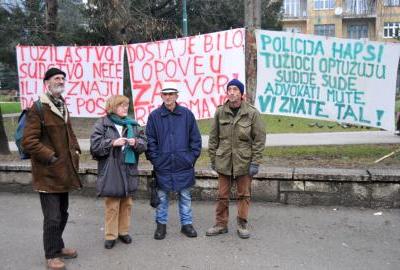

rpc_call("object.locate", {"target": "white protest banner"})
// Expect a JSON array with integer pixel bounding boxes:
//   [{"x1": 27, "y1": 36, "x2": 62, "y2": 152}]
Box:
[
  {"x1": 16, "y1": 45, "x2": 124, "y2": 117},
  {"x1": 255, "y1": 30, "x2": 400, "y2": 131},
  {"x1": 126, "y1": 28, "x2": 245, "y2": 125}
]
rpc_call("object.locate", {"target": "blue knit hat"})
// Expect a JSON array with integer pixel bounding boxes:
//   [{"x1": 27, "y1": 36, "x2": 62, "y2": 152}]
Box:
[{"x1": 227, "y1": 79, "x2": 244, "y2": 95}]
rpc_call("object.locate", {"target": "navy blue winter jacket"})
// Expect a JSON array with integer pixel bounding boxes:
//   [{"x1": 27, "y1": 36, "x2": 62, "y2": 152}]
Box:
[{"x1": 146, "y1": 103, "x2": 202, "y2": 192}]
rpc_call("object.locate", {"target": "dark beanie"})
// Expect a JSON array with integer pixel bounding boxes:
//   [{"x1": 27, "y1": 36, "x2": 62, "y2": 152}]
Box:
[
  {"x1": 43, "y1": 68, "x2": 66, "y2": 82},
  {"x1": 227, "y1": 79, "x2": 244, "y2": 95}
]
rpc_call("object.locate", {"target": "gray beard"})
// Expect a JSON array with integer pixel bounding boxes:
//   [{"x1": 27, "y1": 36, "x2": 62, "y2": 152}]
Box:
[{"x1": 51, "y1": 86, "x2": 65, "y2": 95}]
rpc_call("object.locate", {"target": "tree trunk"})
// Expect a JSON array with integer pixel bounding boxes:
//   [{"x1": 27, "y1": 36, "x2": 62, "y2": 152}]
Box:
[
  {"x1": 244, "y1": 0, "x2": 261, "y2": 105},
  {"x1": 45, "y1": 0, "x2": 58, "y2": 43},
  {"x1": 0, "y1": 107, "x2": 11, "y2": 155}
]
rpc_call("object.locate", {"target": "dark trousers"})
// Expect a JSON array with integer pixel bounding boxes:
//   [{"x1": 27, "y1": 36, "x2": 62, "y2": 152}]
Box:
[{"x1": 39, "y1": 192, "x2": 69, "y2": 259}]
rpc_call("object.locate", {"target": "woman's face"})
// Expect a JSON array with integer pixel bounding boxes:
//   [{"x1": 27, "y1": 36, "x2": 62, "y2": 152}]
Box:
[{"x1": 115, "y1": 102, "x2": 129, "y2": 117}]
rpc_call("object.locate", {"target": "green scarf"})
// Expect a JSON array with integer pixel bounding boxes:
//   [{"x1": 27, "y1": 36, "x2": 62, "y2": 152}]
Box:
[{"x1": 108, "y1": 114, "x2": 139, "y2": 164}]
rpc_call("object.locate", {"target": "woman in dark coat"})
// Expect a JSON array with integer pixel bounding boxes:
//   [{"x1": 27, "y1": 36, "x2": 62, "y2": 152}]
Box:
[{"x1": 90, "y1": 95, "x2": 147, "y2": 249}]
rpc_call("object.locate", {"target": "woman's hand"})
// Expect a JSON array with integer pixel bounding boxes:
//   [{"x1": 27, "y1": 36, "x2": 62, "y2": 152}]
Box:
[
  {"x1": 126, "y1": 138, "x2": 136, "y2": 147},
  {"x1": 112, "y1": 137, "x2": 127, "y2": 147}
]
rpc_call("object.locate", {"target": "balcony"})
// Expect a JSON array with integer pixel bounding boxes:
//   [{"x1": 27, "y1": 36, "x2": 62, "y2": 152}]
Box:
[
  {"x1": 342, "y1": 0, "x2": 376, "y2": 18},
  {"x1": 282, "y1": 0, "x2": 308, "y2": 21},
  {"x1": 283, "y1": 10, "x2": 308, "y2": 21}
]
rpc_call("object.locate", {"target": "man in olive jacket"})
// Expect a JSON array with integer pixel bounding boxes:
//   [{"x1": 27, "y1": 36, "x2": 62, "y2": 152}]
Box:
[
  {"x1": 22, "y1": 68, "x2": 81, "y2": 270},
  {"x1": 206, "y1": 78, "x2": 266, "y2": 239}
]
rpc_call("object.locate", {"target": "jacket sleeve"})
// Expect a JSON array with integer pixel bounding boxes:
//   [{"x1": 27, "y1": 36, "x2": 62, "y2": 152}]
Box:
[
  {"x1": 132, "y1": 125, "x2": 147, "y2": 154},
  {"x1": 145, "y1": 113, "x2": 158, "y2": 162},
  {"x1": 208, "y1": 108, "x2": 220, "y2": 166},
  {"x1": 21, "y1": 105, "x2": 54, "y2": 164},
  {"x1": 251, "y1": 111, "x2": 266, "y2": 165},
  {"x1": 189, "y1": 112, "x2": 202, "y2": 160},
  {"x1": 90, "y1": 118, "x2": 113, "y2": 159}
]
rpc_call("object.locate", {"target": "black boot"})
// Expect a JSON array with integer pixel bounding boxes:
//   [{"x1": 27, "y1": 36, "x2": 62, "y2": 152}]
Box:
[
  {"x1": 104, "y1": 239, "x2": 116, "y2": 249},
  {"x1": 181, "y1": 224, "x2": 197, "y2": 238},
  {"x1": 154, "y1": 222, "x2": 167, "y2": 240}
]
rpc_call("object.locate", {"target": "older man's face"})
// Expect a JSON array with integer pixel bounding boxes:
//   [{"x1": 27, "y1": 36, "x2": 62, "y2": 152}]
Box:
[
  {"x1": 46, "y1": 74, "x2": 65, "y2": 96},
  {"x1": 161, "y1": 92, "x2": 178, "y2": 107},
  {"x1": 227, "y1": 85, "x2": 242, "y2": 104}
]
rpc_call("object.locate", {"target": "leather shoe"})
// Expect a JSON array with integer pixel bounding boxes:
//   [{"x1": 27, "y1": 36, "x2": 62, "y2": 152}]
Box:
[
  {"x1": 118, "y1": 234, "x2": 132, "y2": 244},
  {"x1": 104, "y1": 239, "x2": 116, "y2": 249},
  {"x1": 206, "y1": 225, "x2": 228, "y2": 236},
  {"x1": 59, "y1": 247, "x2": 77, "y2": 259},
  {"x1": 154, "y1": 222, "x2": 167, "y2": 240},
  {"x1": 181, "y1": 224, "x2": 197, "y2": 238},
  {"x1": 47, "y1": 258, "x2": 65, "y2": 270}
]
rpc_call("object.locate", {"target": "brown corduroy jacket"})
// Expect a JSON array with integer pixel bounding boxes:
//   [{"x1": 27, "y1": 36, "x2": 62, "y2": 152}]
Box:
[{"x1": 22, "y1": 94, "x2": 81, "y2": 193}]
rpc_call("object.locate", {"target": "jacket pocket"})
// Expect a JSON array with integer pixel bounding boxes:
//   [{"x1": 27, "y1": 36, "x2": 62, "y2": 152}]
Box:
[
  {"x1": 153, "y1": 153, "x2": 169, "y2": 171},
  {"x1": 215, "y1": 147, "x2": 231, "y2": 173},
  {"x1": 236, "y1": 147, "x2": 252, "y2": 170},
  {"x1": 176, "y1": 151, "x2": 194, "y2": 169},
  {"x1": 237, "y1": 121, "x2": 252, "y2": 141},
  {"x1": 219, "y1": 119, "x2": 231, "y2": 139}
]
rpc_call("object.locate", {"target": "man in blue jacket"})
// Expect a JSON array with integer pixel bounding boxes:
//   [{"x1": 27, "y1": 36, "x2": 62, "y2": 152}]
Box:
[{"x1": 146, "y1": 82, "x2": 202, "y2": 240}]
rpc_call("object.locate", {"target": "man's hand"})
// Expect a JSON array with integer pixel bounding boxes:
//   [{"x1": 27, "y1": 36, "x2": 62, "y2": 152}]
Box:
[
  {"x1": 113, "y1": 137, "x2": 127, "y2": 147},
  {"x1": 249, "y1": 163, "x2": 259, "y2": 176}
]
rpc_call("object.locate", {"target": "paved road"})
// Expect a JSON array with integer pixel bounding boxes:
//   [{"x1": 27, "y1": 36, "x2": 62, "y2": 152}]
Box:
[
  {"x1": 8, "y1": 131, "x2": 400, "y2": 151},
  {"x1": 1, "y1": 193, "x2": 399, "y2": 270}
]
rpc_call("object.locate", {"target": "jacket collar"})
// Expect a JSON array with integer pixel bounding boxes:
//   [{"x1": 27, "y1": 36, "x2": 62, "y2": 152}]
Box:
[
  {"x1": 160, "y1": 103, "x2": 183, "y2": 117},
  {"x1": 222, "y1": 100, "x2": 249, "y2": 117},
  {"x1": 103, "y1": 115, "x2": 115, "y2": 127},
  {"x1": 39, "y1": 93, "x2": 68, "y2": 122}
]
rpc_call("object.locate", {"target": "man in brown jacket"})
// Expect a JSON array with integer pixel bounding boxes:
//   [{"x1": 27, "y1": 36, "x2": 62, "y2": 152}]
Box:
[
  {"x1": 22, "y1": 68, "x2": 81, "y2": 270},
  {"x1": 206, "y1": 78, "x2": 266, "y2": 239}
]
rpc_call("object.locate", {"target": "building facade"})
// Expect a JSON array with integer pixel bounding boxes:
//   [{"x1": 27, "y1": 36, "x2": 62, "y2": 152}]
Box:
[{"x1": 282, "y1": 0, "x2": 400, "y2": 42}]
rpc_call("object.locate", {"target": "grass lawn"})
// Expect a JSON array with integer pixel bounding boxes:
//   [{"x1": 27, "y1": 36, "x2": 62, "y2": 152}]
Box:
[
  {"x1": 0, "y1": 102, "x2": 21, "y2": 114},
  {"x1": 198, "y1": 114, "x2": 377, "y2": 134},
  {"x1": 195, "y1": 144, "x2": 400, "y2": 168}
]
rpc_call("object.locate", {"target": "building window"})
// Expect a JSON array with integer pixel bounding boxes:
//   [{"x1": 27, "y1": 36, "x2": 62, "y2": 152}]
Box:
[
  {"x1": 314, "y1": 24, "x2": 335, "y2": 36},
  {"x1": 314, "y1": 0, "x2": 334, "y2": 9},
  {"x1": 284, "y1": 0, "x2": 301, "y2": 16},
  {"x1": 384, "y1": 22, "x2": 400, "y2": 38},
  {"x1": 384, "y1": 0, "x2": 400, "y2": 6},
  {"x1": 348, "y1": 24, "x2": 369, "y2": 39},
  {"x1": 346, "y1": 0, "x2": 369, "y2": 14},
  {"x1": 284, "y1": 27, "x2": 302, "y2": 33}
]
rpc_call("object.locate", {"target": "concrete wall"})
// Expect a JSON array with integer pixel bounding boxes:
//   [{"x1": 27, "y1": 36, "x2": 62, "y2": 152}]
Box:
[{"x1": 1, "y1": 164, "x2": 400, "y2": 208}]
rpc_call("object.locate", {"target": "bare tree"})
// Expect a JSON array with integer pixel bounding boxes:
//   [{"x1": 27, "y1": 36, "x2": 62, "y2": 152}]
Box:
[
  {"x1": 85, "y1": 0, "x2": 180, "y2": 44},
  {"x1": 45, "y1": 0, "x2": 58, "y2": 43}
]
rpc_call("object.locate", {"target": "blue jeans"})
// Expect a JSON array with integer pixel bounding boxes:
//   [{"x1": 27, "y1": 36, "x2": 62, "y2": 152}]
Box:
[{"x1": 155, "y1": 188, "x2": 193, "y2": 225}]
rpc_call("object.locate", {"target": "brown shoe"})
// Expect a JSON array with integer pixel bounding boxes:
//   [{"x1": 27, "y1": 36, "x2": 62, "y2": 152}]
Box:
[
  {"x1": 205, "y1": 225, "x2": 228, "y2": 236},
  {"x1": 237, "y1": 217, "x2": 250, "y2": 239},
  {"x1": 59, "y1": 247, "x2": 78, "y2": 259},
  {"x1": 47, "y1": 258, "x2": 65, "y2": 270}
]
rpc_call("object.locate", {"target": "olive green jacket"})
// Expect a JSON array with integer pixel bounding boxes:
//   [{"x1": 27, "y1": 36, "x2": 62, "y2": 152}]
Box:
[{"x1": 208, "y1": 101, "x2": 266, "y2": 177}]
